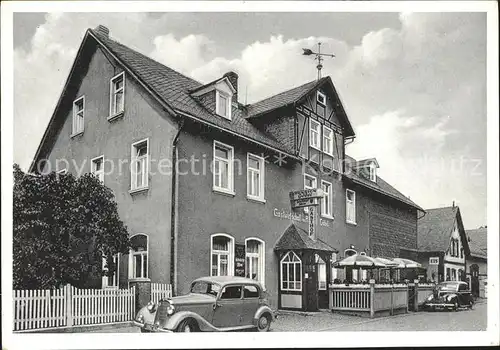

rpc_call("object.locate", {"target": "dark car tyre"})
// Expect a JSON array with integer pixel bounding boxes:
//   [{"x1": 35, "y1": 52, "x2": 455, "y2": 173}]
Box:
[
  {"x1": 257, "y1": 314, "x2": 271, "y2": 332},
  {"x1": 176, "y1": 319, "x2": 198, "y2": 332},
  {"x1": 453, "y1": 299, "x2": 459, "y2": 312},
  {"x1": 140, "y1": 328, "x2": 151, "y2": 333}
]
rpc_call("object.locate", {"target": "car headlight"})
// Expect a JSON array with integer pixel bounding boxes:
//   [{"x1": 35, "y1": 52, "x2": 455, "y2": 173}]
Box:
[
  {"x1": 146, "y1": 301, "x2": 157, "y2": 313},
  {"x1": 427, "y1": 295, "x2": 433, "y2": 301},
  {"x1": 166, "y1": 303, "x2": 175, "y2": 315}
]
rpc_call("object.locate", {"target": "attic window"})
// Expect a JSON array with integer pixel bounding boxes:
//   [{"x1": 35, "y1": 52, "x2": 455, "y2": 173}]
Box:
[
  {"x1": 368, "y1": 163, "x2": 377, "y2": 182},
  {"x1": 317, "y1": 91, "x2": 326, "y2": 106},
  {"x1": 316, "y1": 91, "x2": 326, "y2": 117},
  {"x1": 216, "y1": 90, "x2": 231, "y2": 120}
]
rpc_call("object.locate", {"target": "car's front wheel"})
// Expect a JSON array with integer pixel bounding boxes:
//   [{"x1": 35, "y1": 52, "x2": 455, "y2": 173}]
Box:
[
  {"x1": 452, "y1": 299, "x2": 459, "y2": 312},
  {"x1": 256, "y1": 314, "x2": 271, "y2": 332},
  {"x1": 176, "y1": 319, "x2": 198, "y2": 332}
]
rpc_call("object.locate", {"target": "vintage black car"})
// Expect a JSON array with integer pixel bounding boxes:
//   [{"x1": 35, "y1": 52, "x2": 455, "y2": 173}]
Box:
[
  {"x1": 423, "y1": 281, "x2": 474, "y2": 311},
  {"x1": 133, "y1": 276, "x2": 275, "y2": 332}
]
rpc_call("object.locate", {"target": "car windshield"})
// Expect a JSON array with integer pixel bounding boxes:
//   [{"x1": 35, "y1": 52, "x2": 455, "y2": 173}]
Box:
[{"x1": 190, "y1": 281, "x2": 220, "y2": 297}]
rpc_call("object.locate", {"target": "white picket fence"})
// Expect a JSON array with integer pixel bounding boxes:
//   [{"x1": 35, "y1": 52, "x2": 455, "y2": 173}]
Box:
[
  {"x1": 13, "y1": 285, "x2": 135, "y2": 331},
  {"x1": 151, "y1": 283, "x2": 172, "y2": 304}
]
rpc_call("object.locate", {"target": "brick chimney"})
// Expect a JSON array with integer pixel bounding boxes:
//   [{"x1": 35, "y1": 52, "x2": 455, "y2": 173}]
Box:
[
  {"x1": 223, "y1": 71, "x2": 238, "y2": 103},
  {"x1": 94, "y1": 25, "x2": 109, "y2": 38}
]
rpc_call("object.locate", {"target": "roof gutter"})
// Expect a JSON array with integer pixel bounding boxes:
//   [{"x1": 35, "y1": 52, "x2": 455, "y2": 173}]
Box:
[{"x1": 174, "y1": 109, "x2": 300, "y2": 161}]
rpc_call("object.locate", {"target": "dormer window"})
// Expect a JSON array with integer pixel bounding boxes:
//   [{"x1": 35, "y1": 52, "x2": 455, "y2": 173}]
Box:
[
  {"x1": 369, "y1": 163, "x2": 377, "y2": 182},
  {"x1": 216, "y1": 90, "x2": 231, "y2": 120}
]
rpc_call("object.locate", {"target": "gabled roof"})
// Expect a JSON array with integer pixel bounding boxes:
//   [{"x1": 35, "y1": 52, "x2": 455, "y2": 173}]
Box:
[
  {"x1": 89, "y1": 29, "x2": 292, "y2": 153},
  {"x1": 30, "y1": 28, "x2": 298, "y2": 172},
  {"x1": 274, "y1": 223, "x2": 337, "y2": 252},
  {"x1": 245, "y1": 76, "x2": 356, "y2": 137},
  {"x1": 417, "y1": 206, "x2": 469, "y2": 254},
  {"x1": 246, "y1": 79, "x2": 322, "y2": 117},
  {"x1": 344, "y1": 155, "x2": 423, "y2": 211},
  {"x1": 466, "y1": 227, "x2": 487, "y2": 259}
]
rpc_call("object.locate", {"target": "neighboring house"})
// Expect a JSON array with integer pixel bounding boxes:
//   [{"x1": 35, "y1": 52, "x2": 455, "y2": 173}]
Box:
[
  {"x1": 30, "y1": 25, "x2": 423, "y2": 311},
  {"x1": 416, "y1": 206, "x2": 470, "y2": 283},
  {"x1": 466, "y1": 226, "x2": 487, "y2": 298}
]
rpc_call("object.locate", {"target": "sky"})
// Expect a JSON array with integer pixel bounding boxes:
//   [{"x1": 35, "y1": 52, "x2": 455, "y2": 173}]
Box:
[{"x1": 13, "y1": 12, "x2": 487, "y2": 229}]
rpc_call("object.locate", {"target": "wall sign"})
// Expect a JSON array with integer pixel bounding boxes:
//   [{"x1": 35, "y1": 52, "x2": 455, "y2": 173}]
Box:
[
  {"x1": 234, "y1": 244, "x2": 246, "y2": 277},
  {"x1": 429, "y1": 257, "x2": 439, "y2": 265}
]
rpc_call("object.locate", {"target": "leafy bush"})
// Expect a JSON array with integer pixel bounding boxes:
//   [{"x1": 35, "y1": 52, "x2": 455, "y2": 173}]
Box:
[{"x1": 13, "y1": 164, "x2": 130, "y2": 289}]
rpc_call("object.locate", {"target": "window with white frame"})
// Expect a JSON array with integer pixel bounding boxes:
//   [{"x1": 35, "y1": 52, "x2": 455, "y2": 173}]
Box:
[
  {"x1": 321, "y1": 180, "x2": 332, "y2": 218},
  {"x1": 72, "y1": 96, "x2": 85, "y2": 135},
  {"x1": 131, "y1": 139, "x2": 149, "y2": 190},
  {"x1": 322, "y1": 125, "x2": 333, "y2": 156},
  {"x1": 316, "y1": 254, "x2": 327, "y2": 290},
  {"x1": 213, "y1": 141, "x2": 234, "y2": 193},
  {"x1": 91, "y1": 156, "x2": 104, "y2": 183},
  {"x1": 102, "y1": 253, "x2": 119, "y2": 288},
  {"x1": 281, "y1": 251, "x2": 302, "y2": 291},
  {"x1": 309, "y1": 119, "x2": 321, "y2": 149},
  {"x1": 346, "y1": 189, "x2": 356, "y2": 224},
  {"x1": 368, "y1": 163, "x2": 377, "y2": 182},
  {"x1": 245, "y1": 238, "x2": 265, "y2": 285},
  {"x1": 211, "y1": 234, "x2": 234, "y2": 276},
  {"x1": 216, "y1": 90, "x2": 231, "y2": 119},
  {"x1": 247, "y1": 153, "x2": 265, "y2": 201},
  {"x1": 110, "y1": 72, "x2": 125, "y2": 117},
  {"x1": 129, "y1": 234, "x2": 148, "y2": 279}
]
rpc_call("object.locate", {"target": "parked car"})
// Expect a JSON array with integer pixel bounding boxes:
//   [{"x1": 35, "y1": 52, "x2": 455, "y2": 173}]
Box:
[
  {"x1": 133, "y1": 276, "x2": 275, "y2": 332},
  {"x1": 423, "y1": 281, "x2": 474, "y2": 311}
]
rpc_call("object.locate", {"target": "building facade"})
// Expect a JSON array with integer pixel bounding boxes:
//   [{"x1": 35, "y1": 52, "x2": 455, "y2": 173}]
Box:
[
  {"x1": 466, "y1": 226, "x2": 487, "y2": 298},
  {"x1": 416, "y1": 206, "x2": 470, "y2": 283},
  {"x1": 30, "y1": 26, "x2": 423, "y2": 311}
]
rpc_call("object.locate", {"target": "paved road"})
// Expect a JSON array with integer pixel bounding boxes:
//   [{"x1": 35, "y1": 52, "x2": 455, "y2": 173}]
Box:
[
  {"x1": 93, "y1": 301, "x2": 487, "y2": 333},
  {"x1": 318, "y1": 302, "x2": 487, "y2": 332}
]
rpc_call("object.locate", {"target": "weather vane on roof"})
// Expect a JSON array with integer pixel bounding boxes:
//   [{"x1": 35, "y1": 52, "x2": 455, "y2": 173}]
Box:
[{"x1": 302, "y1": 42, "x2": 335, "y2": 80}]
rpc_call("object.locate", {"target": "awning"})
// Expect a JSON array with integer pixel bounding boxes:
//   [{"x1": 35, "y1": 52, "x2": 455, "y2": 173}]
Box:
[{"x1": 274, "y1": 223, "x2": 338, "y2": 253}]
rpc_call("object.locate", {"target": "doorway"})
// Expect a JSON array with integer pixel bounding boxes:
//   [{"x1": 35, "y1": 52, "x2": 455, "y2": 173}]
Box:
[{"x1": 470, "y1": 264, "x2": 479, "y2": 297}]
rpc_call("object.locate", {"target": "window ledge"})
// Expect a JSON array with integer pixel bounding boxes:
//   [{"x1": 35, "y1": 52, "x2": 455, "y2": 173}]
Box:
[
  {"x1": 346, "y1": 220, "x2": 357, "y2": 226},
  {"x1": 321, "y1": 214, "x2": 334, "y2": 220},
  {"x1": 108, "y1": 111, "x2": 124, "y2": 122},
  {"x1": 246, "y1": 196, "x2": 266, "y2": 204},
  {"x1": 213, "y1": 187, "x2": 235, "y2": 197},
  {"x1": 70, "y1": 131, "x2": 84, "y2": 138},
  {"x1": 310, "y1": 144, "x2": 321, "y2": 151},
  {"x1": 129, "y1": 186, "x2": 149, "y2": 195}
]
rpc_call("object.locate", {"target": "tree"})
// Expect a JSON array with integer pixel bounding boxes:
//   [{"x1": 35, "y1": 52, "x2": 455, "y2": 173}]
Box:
[{"x1": 13, "y1": 164, "x2": 130, "y2": 289}]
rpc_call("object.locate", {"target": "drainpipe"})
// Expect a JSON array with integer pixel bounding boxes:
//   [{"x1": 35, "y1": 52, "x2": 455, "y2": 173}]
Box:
[{"x1": 170, "y1": 118, "x2": 185, "y2": 296}]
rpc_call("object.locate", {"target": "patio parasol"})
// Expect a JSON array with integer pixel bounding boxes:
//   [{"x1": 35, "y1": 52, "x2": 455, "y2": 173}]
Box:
[
  {"x1": 374, "y1": 257, "x2": 400, "y2": 267},
  {"x1": 392, "y1": 258, "x2": 422, "y2": 269},
  {"x1": 333, "y1": 254, "x2": 386, "y2": 268}
]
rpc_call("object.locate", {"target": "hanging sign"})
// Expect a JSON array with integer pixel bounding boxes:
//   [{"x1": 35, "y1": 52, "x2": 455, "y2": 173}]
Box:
[
  {"x1": 308, "y1": 206, "x2": 316, "y2": 237},
  {"x1": 289, "y1": 188, "x2": 323, "y2": 201},
  {"x1": 291, "y1": 197, "x2": 319, "y2": 209},
  {"x1": 234, "y1": 244, "x2": 246, "y2": 277}
]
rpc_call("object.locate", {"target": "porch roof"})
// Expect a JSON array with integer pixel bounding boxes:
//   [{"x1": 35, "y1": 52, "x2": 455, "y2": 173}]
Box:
[{"x1": 274, "y1": 223, "x2": 338, "y2": 253}]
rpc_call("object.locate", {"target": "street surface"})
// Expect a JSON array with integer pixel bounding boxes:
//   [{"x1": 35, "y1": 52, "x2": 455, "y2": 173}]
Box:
[{"x1": 93, "y1": 300, "x2": 487, "y2": 333}]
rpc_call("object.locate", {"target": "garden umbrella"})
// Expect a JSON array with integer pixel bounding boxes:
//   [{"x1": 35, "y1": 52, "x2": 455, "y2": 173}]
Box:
[
  {"x1": 333, "y1": 254, "x2": 386, "y2": 268},
  {"x1": 392, "y1": 258, "x2": 422, "y2": 269}
]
